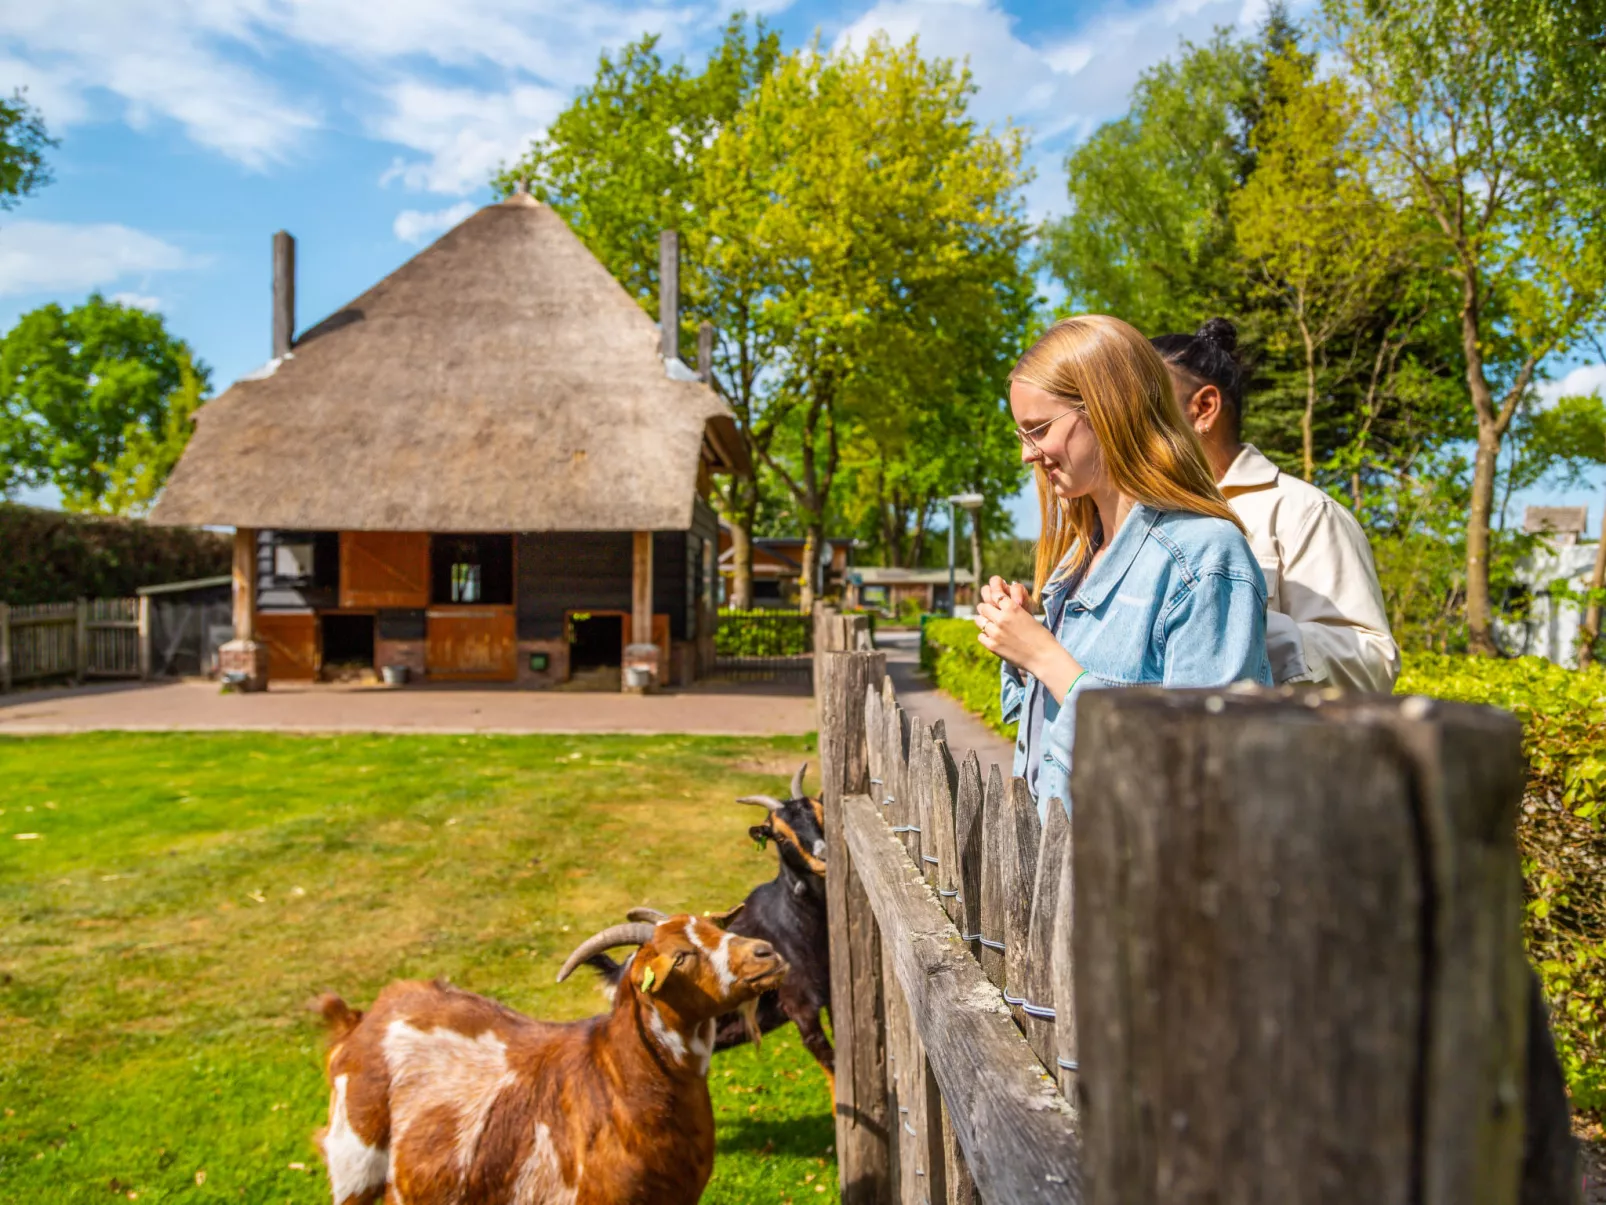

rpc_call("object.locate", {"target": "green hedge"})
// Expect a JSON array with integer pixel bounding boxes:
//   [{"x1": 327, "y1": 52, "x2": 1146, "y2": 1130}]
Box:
[
  {"x1": 921, "y1": 621, "x2": 1605, "y2": 1112},
  {"x1": 1397, "y1": 654, "x2": 1606, "y2": 1112},
  {"x1": 715, "y1": 609, "x2": 811, "y2": 657},
  {"x1": 0, "y1": 503, "x2": 230, "y2": 605}
]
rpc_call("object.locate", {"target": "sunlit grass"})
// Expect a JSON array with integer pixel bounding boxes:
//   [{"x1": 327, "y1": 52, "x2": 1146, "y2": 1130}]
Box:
[{"x1": 0, "y1": 731, "x2": 838, "y2": 1203}]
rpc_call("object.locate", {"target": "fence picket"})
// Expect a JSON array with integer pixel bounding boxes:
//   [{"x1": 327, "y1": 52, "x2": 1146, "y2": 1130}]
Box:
[
  {"x1": 1019, "y1": 799, "x2": 1070, "y2": 1069},
  {"x1": 1051, "y1": 826, "x2": 1079, "y2": 1107},
  {"x1": 954, "y1": 751, "x2": 985, "y2": 961},
  {"x1": 977, "y1": 762, "x2": 1009, "y2": 988},
  {"x1": 1002, "y1": 778, "x2": 1042, "y2": 1035},
  {"x1": 930, "y1": 739, "x2": 963, "y2": 924},
  {"x1": 940, "y1": 1097, "x2": 980, "y2": 1205},
  {"x1": 908, "y1": 718, "x2": 931, "y2": 870}
]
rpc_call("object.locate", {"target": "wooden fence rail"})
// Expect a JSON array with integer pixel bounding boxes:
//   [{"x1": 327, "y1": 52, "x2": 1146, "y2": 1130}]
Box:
[
  {"x1": 813, "y1": 605, "x2": 1548, "y2": 1205},
  {"x1": 0, "y1": 597, "x2": 148, "y2": 690}
]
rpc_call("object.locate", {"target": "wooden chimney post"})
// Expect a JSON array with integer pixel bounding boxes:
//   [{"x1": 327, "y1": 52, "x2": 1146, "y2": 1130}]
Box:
[
  {"x1": 697, "y1": 320, "x2": 714, "y2": 383},
  {"x1": 272, "y1": 231, "x2": 296, "y2": 360}
]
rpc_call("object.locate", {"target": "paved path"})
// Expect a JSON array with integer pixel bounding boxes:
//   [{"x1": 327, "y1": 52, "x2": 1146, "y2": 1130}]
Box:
[
  {"x1": 0, "y1": 678, "x2": 815, "y2": 737},
  {"x1": 877, "y1": 629, "x2": 1016, "y2": 777}
]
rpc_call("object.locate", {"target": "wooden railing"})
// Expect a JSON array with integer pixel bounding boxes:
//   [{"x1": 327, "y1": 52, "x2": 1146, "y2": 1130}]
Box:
[
  {"x1": 0, "y1": 598, "x2": 148, "y2": 691},
  {"x1": 812, "y1": 607, "x2": 1546, "y2": 1205}
]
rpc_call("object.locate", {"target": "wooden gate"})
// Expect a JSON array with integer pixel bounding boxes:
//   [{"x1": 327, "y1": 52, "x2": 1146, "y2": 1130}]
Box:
[
  {"x1": 0, "y1": 598, "x2": 147, "y2": 689},
  {"x1": 813, "y1": 608, "x2": 1560, "y2": 1205}
]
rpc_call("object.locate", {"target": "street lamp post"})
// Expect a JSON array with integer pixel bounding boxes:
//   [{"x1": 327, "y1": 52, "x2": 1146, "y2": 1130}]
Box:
[{"x1": 947, "y1": 492, "x2": 985, "y2": 615}]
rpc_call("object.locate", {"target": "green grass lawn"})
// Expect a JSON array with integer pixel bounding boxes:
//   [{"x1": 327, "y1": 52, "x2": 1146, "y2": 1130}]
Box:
[{"x1": 0, "y1": 731, "x2": 839, "y2": 1204}]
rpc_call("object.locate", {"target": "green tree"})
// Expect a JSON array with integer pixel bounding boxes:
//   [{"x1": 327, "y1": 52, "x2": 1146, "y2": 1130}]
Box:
[
  {"x1": 496, "y1": 18, "x2": 783, "y2": 607},
  {"x1": 701, "y1": 35, "x2": 1033, "y2": 605},
  {"x1": 96, "y1": 347, "x2": 207, "y2": 516},
  {"x1": 0, "y1": 88, "x2": 55, "y2": 210},
  {"x1": 1231, "y1": 56, "x2": 1426, "y2": 482},
  {"x1": 0, "y1": 295, "x2": 210, "y2": 510},
  {"x1": 1038, "y1": 31, "x2": 1261, "y2": 337},
  {"x1": 1327, "y1": 0, "x2": 1606, "y2": 654}
]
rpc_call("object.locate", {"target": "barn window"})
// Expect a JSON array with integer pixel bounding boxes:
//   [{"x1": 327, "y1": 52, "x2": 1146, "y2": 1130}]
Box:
[
  {"x1": 431, "y1": 534, "x2": 513, "y2": 605},
  {"x1": 265, "y1": 530, "x2": 339, "y2": 589}
]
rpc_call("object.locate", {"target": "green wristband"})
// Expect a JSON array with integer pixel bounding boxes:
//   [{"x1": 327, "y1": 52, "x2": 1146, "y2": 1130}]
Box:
[{"x1": 1065, "y1": 669, "x2": 1088, "y2": 701}]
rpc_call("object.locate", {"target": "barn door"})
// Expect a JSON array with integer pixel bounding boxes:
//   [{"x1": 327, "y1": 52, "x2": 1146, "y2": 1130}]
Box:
[
  {"x1": 340, "y1": 533, "x2": 430, "y2": 609},
  {"x1": 256, "y1": 612, "x2": 318, "y2": 680}
]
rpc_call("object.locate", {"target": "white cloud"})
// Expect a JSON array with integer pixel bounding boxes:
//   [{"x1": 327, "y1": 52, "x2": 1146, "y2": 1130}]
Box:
[
  {"x1": 393, "y1": 201, "x2": 478, "y2": 244},
  {"x1": 0, "y1": 221, "x2": 198, "y2": 297},
  {"x1": 109, "y1": 291, "x2": 162, "y2": 311},
  {"x1": 374, "y1": 80, "x2": 567, "y2": 195},
  {"x1": 0, "y1": 2, "x2": 319, "y2": 168},
  {"x1": 0, "y1": 0, "x2": 735, "y2": 179},
  {"x1": 1538, "y1": 363, "x2": 1606, "y2": 407}
]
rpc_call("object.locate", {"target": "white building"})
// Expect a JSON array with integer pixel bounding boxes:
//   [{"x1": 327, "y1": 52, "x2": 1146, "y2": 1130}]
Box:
[{"x1": 1498, "y1": 506, "x2": 1602, "y2": 666}]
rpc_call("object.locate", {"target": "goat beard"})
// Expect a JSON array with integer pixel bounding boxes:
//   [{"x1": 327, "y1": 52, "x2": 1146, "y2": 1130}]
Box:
[{"x1": 738, "y1": 998, "x2": 763, "y2": 1051}]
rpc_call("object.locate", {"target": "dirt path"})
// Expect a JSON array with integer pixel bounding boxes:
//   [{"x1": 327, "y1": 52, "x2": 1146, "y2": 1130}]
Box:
[{"x1": 0, "y1": 677, "x2": 816, "y2": 736}]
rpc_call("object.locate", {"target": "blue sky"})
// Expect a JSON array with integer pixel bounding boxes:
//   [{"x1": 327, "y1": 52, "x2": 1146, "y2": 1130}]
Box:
[{"x1": 3, "y1": 0, "x2": 1602, "y2": 535}]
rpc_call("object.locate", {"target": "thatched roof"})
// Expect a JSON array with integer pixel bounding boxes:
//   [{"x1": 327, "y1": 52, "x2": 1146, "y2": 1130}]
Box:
[{"x1": 151, "y1": 195, "x2": 744, "y2": 532}]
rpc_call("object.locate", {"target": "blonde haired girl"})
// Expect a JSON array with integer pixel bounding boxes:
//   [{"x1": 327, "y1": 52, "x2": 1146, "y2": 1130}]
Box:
[{"x1": 975, "y1": 315, "x2": 1272, "y2": 821}]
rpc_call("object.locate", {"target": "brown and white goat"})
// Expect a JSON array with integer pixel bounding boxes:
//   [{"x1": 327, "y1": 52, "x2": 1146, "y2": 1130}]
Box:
[{"x1": 310, "y1": 913, "x2": 787, "y2": 1205}]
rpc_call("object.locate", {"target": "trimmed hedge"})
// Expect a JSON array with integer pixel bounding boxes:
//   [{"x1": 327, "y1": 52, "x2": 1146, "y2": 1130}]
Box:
[
  {"x1": 715, "y1": 609, "x2": 811, "y2": 657},
  {"x1": 0, "y1": 503, "x2": 230, "y2": 605},
  {"x1": 1397, "y1": 654, "x2": 1606, "y2": 1112},
  {"x1": 922, "y1": 619, "x2": 1606, "y2": 1112}
]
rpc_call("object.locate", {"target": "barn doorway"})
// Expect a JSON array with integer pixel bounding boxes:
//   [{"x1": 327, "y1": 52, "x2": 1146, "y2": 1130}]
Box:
[
  {"x1": 567, "y1": 612, "x2": 623, "y2": 690},
  {"x1": 320, "y1": 613, "x2": 375, "y2": 679}
]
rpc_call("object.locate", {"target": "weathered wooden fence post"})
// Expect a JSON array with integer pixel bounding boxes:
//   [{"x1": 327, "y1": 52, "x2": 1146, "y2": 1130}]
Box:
[
  {"x1": 820, "y1": 645, "x2": 891, "y2": 1204},
  {"x1": 74, "y1": 597, "x2": 89, "y2": 682},
  {"x1": 137, "y1": 594, "x2": 152, "y2": 680},
  {"x1": 1073, "y1": 689, "x2": 1532, "y2": 1205},
  {"x1": 0, "y1": 601, "x2": 10, "y2": 693}
]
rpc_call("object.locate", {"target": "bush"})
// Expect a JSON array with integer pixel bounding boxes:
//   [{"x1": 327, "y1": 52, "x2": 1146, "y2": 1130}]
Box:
[
  {"x1": 920, "y1": 630, "x2": 1605, "y2": 1112},
  {"x1": 0, "y1": 503, "x2": 230, "y2": 605},
  {"x1": 1398, "y1": 654, "x2": 1606, "y2": 1113}
]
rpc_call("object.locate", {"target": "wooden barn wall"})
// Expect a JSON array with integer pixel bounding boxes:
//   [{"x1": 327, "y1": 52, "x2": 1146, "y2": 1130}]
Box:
[{"x1": 515, "y1": 531, "x2": 693, "y2": 642}]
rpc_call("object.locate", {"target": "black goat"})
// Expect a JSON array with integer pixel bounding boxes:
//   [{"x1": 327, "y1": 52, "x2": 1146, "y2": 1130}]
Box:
[{"x1": 589, "y1": 763, "x2": 834, "y2": 1088}]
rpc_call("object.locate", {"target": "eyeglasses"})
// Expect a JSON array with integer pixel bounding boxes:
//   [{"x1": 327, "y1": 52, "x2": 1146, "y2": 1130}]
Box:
[{"x1": 1013, "y1": 408, "x2": 1078, "y2": 455}]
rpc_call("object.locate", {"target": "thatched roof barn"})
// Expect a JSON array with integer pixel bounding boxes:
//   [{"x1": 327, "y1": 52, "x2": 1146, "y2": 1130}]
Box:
[
  {"x1": 152, "y1": 197, "x2": 745, "y2": 691},
  {"x1": 153, "y1": 194, "x2": 743, "y2": 531}
]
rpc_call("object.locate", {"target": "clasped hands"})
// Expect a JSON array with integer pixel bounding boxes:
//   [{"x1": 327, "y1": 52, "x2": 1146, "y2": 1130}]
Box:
[{"x1": 975, "y1": 575, "x2": 1083, "y2": 703}]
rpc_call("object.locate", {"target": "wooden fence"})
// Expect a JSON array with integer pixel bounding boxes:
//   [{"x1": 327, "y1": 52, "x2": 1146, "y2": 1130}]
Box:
[
  {"x1": 0, "y1": 598, "x2": 148, "y2": 690},
  {"x1": 813, "y1": 607, "x2": 1550, "y2": 1205}
]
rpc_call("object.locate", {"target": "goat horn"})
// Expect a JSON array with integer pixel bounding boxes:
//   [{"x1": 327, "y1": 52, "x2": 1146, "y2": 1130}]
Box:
[
  {"x1": 790, "y1": 762, "x2": 808, "y2": 800},
  {"x1": 736, "y1": 795, "x2": 785, "y2": 813},
  {"x1": 556, "y1": 923, "x2": 657, "y2": 983},
  {"x1": 627, "y1": 907, "x2": 668, "y2": 924}
]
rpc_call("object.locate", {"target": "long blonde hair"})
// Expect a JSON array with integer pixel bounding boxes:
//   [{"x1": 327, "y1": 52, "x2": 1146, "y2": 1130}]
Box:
[{"x1": 1011, "y1": 315, "x2": 1244, "y2": 597}]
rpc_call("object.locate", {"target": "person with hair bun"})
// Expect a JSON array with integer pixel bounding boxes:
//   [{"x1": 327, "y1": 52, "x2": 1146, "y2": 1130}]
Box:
[
  {"x1": 975, "y1": 315, "x2": 1271, "y2": 822},
  {"x1": 1151, "y1": 319, "x2": 1399, "y2": 693}
]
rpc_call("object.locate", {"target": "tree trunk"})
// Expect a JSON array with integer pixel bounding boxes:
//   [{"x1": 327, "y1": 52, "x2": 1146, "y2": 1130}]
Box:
[
  {"x1": 801, "y1": 521, "x2": 822, "y2": 611},
  {"x1": 1465, "y1": 420, "x2": 1502, "y2": 656},
  {"x1": 1577, "y1": 487, "x2": 1606, "y2": 669},
  {"x1": 730, "y1": 520, "x2": 754, "y2": 610},
  {"x1": 1300, "y1": 321, "x2": 1317, "y2": 483}
]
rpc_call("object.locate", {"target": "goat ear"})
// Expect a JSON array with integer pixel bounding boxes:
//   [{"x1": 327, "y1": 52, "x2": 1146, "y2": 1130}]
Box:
[
  {"x1": 638, "y1": 951, "x2": 675, "y2": 994},
  {"x1": 707, "y1": 903, "x2": 746, "y2": 930}
]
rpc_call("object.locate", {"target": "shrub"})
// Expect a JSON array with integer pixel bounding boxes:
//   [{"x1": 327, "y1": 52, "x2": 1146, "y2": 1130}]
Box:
[
  {"x1": 0, "y1": 503, "x2": 229, "y2": 605},
  {"x1": 920, "y1": 630, "x2": 1605, "y2": 1112}
]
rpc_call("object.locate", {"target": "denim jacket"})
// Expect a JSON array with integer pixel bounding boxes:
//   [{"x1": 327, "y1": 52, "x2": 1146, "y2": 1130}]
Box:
[{"x1": 1002, "y1": 504, "x2": 1273, "y2": 823}]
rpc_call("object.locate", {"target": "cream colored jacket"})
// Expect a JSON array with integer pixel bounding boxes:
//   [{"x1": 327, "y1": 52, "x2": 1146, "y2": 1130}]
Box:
[{"x1": 1220, "y1": 445, "x2": 1400, "y2": 692}]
